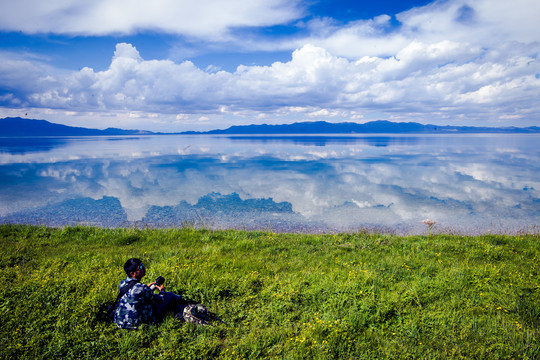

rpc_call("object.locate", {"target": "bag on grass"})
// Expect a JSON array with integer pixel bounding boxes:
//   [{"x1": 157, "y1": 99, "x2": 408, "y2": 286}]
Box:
[{"x1": 181, "y1": 304, "x2": 211, "y2": 326}]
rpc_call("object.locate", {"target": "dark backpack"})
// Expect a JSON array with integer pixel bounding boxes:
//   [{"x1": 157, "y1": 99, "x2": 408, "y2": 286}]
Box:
[{"x1": 106, "y1": 279, "x2": 138, "y2": 321}]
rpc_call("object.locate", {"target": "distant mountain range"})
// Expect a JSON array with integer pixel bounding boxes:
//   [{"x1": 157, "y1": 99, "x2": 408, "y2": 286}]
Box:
[
  {"x1": 1, "y1": 117, "x2": 540, "y2": 136},
  {"x1": 0, "y1": 117, "x2": 155, "y2": 136},
  {"x1": 188, "y1": 120, "x2": 540, "y2": 134}
]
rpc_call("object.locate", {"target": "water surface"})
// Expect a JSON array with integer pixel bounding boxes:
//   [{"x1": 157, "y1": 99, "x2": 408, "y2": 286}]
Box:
[{"x1": 1, "y1": 134, "x2": 538, "y2": 234}]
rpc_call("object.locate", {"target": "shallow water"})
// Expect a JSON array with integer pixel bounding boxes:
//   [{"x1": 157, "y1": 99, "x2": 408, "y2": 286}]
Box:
[{"x1": 1, "y1": 134, "x2": 539, "y2": 234}]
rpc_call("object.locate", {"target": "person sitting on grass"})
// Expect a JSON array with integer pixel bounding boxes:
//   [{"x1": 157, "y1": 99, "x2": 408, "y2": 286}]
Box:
[{"x1": 113, "y1": 258, "x2": 185, "y2": 329}]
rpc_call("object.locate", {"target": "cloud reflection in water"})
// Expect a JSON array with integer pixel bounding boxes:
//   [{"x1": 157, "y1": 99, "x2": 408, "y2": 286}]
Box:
[{"x1": 1, "y1": 134, "x2": 539, "y2": 234}]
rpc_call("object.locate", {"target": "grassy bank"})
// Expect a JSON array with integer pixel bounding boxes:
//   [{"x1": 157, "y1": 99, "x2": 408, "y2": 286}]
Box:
[{"x1": 1, "y1": 224, "x2": 539, "y2": 359}]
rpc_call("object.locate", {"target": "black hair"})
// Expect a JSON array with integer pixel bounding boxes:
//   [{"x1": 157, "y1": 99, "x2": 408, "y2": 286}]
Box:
[{"x1": 124, "y1": 258, "x2": 142, "y2": 276}]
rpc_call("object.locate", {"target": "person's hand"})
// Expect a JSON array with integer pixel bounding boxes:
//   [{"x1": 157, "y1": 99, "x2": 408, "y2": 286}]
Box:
[
  {"x1": 147, "y1": 281, "x2": 156, "y2": 287},
  {"x1": 156, "y1": 284, "x2": 165, "y2": 292}
]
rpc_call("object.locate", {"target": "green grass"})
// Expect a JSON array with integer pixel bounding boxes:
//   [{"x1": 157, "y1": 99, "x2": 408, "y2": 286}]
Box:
[{"x1": 1, "y1": 224, "x2": 539, "y2": 359}]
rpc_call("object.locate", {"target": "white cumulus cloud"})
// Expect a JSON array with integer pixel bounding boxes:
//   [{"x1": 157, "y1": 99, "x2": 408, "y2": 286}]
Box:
[
  {"x1": 3, "y1": 39, "x2": 538, "y2": 126},
  {"x1": 291, "y1": 0, "x2": 540, "y2": 59},
  {"x1": 0, "y1": 0, "x2": 303, "y2": 38},
  {"x1": 1, "y1": 0, "x2": 540, "y2": 129}
]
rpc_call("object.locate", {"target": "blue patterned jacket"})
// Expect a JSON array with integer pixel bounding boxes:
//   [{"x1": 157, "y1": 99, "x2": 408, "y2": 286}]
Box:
[{"x1": 113, "y1": 277, "x2": 165, "y2": 329}]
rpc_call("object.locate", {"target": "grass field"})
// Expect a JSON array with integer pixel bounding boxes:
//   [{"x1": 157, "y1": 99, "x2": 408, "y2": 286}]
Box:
[{"x1": 1, "y1": 224, "x2": 539, "y2": 359}]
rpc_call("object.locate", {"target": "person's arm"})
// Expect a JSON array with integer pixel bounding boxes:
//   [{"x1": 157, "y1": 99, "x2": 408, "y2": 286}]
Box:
[
  {"x1": 146, "y1": 281, "x2": 165, "y2": 292},
  {"x1": 142, "y1": 283, "x2": 165, "y2": 304}
]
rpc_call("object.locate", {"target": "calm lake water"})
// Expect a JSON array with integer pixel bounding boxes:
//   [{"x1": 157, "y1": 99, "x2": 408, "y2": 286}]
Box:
[{"x1": 1, "y1": 134, "x2": 539, "y2": 234}]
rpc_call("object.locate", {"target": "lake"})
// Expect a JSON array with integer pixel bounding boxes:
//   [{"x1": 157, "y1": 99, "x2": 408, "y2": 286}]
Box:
[{"x1": 1, "y1": 134, "x2": 539, "y2": 234}]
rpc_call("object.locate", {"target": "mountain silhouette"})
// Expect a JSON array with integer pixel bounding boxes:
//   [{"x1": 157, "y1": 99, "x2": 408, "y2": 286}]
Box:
[
  {"x1": 188, "y1": 120, "x2": 540, "y2": 134},
  {"x1": 0, "y1": 117, "x2": 155, "y2": 136},
  {"x1": 2, "y1": 117, "x2": 539, "y2": 136}
]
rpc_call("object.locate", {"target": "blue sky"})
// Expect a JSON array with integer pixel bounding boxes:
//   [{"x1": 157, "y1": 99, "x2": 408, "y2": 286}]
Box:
[{"x1": 0, "y1": 0, "x2": 539, "y2": 131}]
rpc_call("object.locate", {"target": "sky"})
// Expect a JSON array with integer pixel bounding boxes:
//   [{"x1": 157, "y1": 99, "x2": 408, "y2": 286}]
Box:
[{"x1": 0, "y1": 0, "x2": 539, "y2": 132}]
